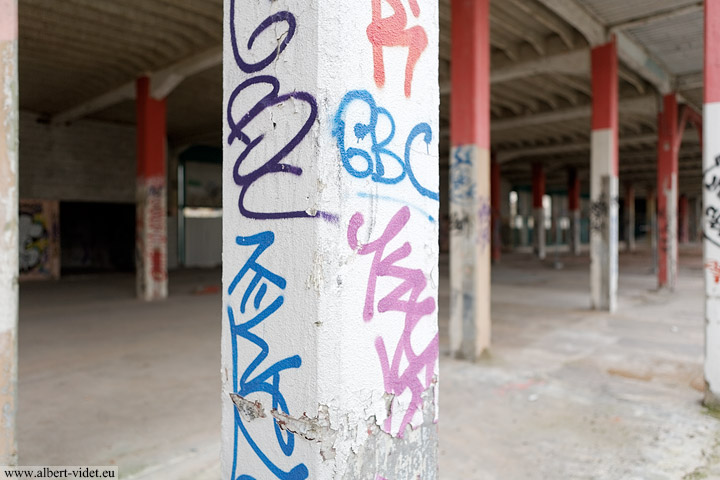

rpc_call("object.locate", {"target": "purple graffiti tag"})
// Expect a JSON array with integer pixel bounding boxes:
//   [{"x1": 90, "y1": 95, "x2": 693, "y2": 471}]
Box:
[
  {"x1": 477, "y1": 197, "x2": 491, "y2": 251},
  {"x1": 348, "y1": 206, "x2": 438, "y2": 437},
  {"x1": 227, "y1": 2, "x2": 337, "y2": 223}
]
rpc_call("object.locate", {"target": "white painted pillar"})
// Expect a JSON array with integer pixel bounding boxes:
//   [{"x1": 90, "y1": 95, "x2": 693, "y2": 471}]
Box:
[
  {"x1": 704, "y1": 0, "x2": 720, "y2": 409},
  {"x1": 449, "y1": 0, "x2": 491, "y2": 360},
  {"x1": 568, "y1": 167, "x2": 581, "y2": 256},
  {"x1": 0, "y1": 0, "x2": 18, "y2": 465},
  {"x1": 519, "y1": 190, "x2": 531, "y2": 248},
  {"x1": 590, "y1": 41, "x2": 619, "y2": 312},
  {"x1": 222, "y1": 1, "x2": 440, "y2": 477}
]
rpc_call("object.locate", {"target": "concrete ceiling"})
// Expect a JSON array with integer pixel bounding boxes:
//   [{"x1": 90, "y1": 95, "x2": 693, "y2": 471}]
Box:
[{"x1": 17, "y1": 0, "x2": 706, "y2": 196}]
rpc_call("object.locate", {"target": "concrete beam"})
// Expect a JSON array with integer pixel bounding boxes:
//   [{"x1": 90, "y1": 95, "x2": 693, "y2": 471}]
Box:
[
  {"x1": 609, "y1": 2, "x2": 703, "y2": 33},
  {"x1": 52, "y1": 46, "x2": 222, "y2": 124}
]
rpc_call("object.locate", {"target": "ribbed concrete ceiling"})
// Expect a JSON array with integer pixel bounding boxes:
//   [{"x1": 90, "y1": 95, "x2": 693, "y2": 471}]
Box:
[{"x1": 17, "y1": 0, "x2": 705, "y2": 196}]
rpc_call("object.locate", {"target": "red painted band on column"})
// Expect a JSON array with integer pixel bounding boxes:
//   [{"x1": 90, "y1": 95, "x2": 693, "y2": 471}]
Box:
[
  {"x1": 568, "y1": 168, "x2": 580, "y2": 212},
  {"x1": 450, "y1": 0, "x2": 490, "y2": 148},
  {"x1": 136, "y1": 77, "x2": 167, "y2": 179},
  {"x1": 532, "y1": 163, "x2": 545, "y2": 209},
  {"x1": 657, "y1": 93, "x2": 679, "y2": 286},
  {"x1": 707, "y1": 0, "x2": 720, "y2": 104},
  {"x1": 0, "y1": 0, "x2": 17, "y2": 42}
]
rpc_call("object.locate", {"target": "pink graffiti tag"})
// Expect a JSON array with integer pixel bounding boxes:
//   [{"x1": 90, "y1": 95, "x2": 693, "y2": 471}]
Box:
[
  {"x1": 707, "y1": 261, "x2": 720, "y2": 284},
  {"x1": 367, "y1": 0, "x2": 428, "y2": 98},
  {"x1": 348, "y1": 206, "x2": 439, "y2": 437}
]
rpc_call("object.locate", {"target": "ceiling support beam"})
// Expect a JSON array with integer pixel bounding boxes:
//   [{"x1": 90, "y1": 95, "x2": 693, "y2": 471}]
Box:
[
  {"x1": 609, "y1": 2, "x2": 704, "y2": 33},
  {"x1": 535, "y1": 0, "x2": 675, "y2": 94},
  {"x1": 52, "y1": 46, "x2": 222, "y2": 125}
]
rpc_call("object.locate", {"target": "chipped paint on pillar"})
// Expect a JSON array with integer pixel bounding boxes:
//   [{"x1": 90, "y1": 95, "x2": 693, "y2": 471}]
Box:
[
  {"x1": 222, "y1": 0, "x2": 439, "y2": 478},
  {"x1": 590, "y1": 130, "x2": 619, "y2": 312},
  {"x1": 703, "y1": 101, "x2": 720, "y2": 406},
  {"x1": 449, "y1": 145, "x2": 491, "y2": 360},
  {"x1": 0, "y1": 0, "x2": 18, "y2": 465},
  {"x1": 136, "y1": 176, "x2": 167, "y2": 301}
]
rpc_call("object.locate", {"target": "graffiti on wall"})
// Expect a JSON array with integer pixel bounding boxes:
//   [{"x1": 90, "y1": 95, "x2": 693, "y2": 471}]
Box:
[
  {"x1": 367, "y1": 0, "x2": 427, "y2": 97},
  {"x1": 348, "y1": 206, "x2": 438, "y2": 437},
  {"x1": 704, "y1": 155, "x2": 720, "y2": 247},
  {"x1": 136, "y1": 176, "x2": 167, "y2": 299},
  {"x1": 19, "y1": 200, "x2": 59, "y2": 280},
  {"x1": 227, "y1": 3, "x2": 336, "y2": 224},
  {"x1": 333, "y1": 90, "x2": 437, "y2": 201},
  {"x1": 227, "y1": 232, "x2": 307, "y2": 480}
]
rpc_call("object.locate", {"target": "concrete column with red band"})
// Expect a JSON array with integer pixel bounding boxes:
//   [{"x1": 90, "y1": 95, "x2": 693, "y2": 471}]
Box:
[
  {"x1": 568, "y1": 167, "x2": 581, "y2": 256},
  {"x1": 590, "y1": 40, "x2": 619, "y2": 311},
  {"x1": 704, "y1": 0, "x2": 720, "y2": 408},
  {"x1": 491, "y1": 155, "x2": 501, "y2": 263},
  {"x1": 532, "y1": 163, "x2": 546, "y2": 260},
  {"x1": 625, "y1": 183, "x2": 636, "y2": 252},
  {"x1": 0, "y1": 0, "x2": 18, "y2": 465},
  {"x1": 449, "y1": 0, "x2": 491, "y2": 359},
  {"x1": 136, "y1": 77, "x2": 168, "y2": 301},
  {"x1": 657, "y1": 93, "x2": 679, "y2": 291}
]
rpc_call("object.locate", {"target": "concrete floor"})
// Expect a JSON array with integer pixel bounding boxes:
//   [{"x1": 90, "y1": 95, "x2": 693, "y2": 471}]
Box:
[{"x1": 16, "y1": 244, "x2": 720, "y2": 479}]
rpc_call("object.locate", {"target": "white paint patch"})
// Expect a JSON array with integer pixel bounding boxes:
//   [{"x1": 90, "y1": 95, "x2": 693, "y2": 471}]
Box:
[
  {"x1": 449, "y1": 145, "x2": 491, "y2": 359},
  {"x1": 590, "y1": 129, "x2": 618, "y2": 312},
  {"x1": 704, "y1": 102, "x2": 720, "y2": 395}
]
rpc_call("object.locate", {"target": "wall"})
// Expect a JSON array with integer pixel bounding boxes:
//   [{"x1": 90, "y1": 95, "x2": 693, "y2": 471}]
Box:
[{"x1": 19, "y1": 111, "x2": 135, "y2": 203}]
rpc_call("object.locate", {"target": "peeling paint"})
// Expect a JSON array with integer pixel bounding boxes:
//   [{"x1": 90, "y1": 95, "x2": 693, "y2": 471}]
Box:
[{"x1": 229, "y1": 393, "x2": 267, "y2": 422}]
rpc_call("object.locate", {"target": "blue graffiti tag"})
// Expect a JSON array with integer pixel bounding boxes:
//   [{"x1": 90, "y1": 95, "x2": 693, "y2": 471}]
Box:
[
  {"x1": 332, "y1": 90, "x2": 438, "y2": 201},
  {"x1": 227, "y1": 1, "x2": 337, "y2": 223},
  {"x1": 228, "y1": 232, "x2": 308, "y2": 480},
  {"x1": 450, "y1": 146, "x2": 475, "y2": 205}
]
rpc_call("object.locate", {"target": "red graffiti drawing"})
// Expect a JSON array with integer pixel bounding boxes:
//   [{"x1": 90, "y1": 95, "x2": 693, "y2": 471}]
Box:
[
  {"x1": 367, "y1": 0, "x2": 428, "y2": 98},
  {"x1": 707, "y1": 260, "x2": 720, "y2": 284}
]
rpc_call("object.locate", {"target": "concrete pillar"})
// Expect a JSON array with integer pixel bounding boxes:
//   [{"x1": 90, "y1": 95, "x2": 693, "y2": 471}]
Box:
[
  {"x1": 136, "y1": 77, "x2": 168, "y2": 301},
  {"x1": 449, "y1": 0, "x2": 490, "y2": 360},
  {"x1": 704, "y1": 0, "x2": 720, "y2": 409},
  {"x1": 519, "y1": 190, "x2": 531, "y2": 248},
  {"x1": 679, "y1": 194, "x2": 690, "y2": 244},
  {"x1": 222, "y1": 1, "x2": 440, "y2": 477},
  {"x1": 491, "y1": 156, "x2": 501, "y2": 263},
  {"x1": 625, "y1": 183, "x2": 636, "y2": 252},
  {"x1": 568, "y1": 167, "x2": 581, "y2": 256},
  {"x1": 0, "y1": 0, "x2": 18, "y2": 466},
  {"x1": 647, "y1": 187, "x2": 658, "y2": 274},
  {"x1": 590, "y1": 41, "x2": 619, "y2": 312},
  {"x1": 657, "y1": 93, "x2": 679, "y2": 291},
  {"x1": 532, "y1": 163, "x2": 546, "y2": 260}
]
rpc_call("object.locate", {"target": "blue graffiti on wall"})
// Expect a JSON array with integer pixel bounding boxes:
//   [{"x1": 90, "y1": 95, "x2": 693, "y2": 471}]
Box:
[
  {"x1": 227, "y1": 2, "x2": 337, "y2": 223},
  {"x1": 332, "y1": 90, "x2": 438, "y2": 201},
  {"x1": 450, "y1": 146, "x2": 475, "y2": 205},
  {"x1": 228, "y1": 232, "x2": 308, "y2": 480}
]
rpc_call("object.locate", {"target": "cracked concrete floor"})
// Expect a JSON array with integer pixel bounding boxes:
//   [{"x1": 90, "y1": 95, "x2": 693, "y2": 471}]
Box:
[{"x1": 16, "y1": 244, "x2": 720, "y2": 479}]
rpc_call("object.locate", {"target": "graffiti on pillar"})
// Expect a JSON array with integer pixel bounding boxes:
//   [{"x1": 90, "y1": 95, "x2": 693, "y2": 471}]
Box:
[
  {"x1": 227, "y1": 231, "x2": 308, "y2": 480},
  {"x1": 589, "y1": 192, "x2": 617, "y2": 233},
  {"x1": 367, "y1": 0, "x2": 428, "y2": 97},
  {"x1": 704, "y1": 155, "x2": 720, "y2": 247},
  {"x1": 333, "y1": 90, "x2": 437, "y2": 201},
  {"x1": 706, "y1": 260, "x2": 720, "y2": 284},
  {"x1": 477, "y1": 197, "x2": 491, "y2": 251},
  {"x1": 136, "y1": 176, "x2": 167, "y2": 298},
  {"x1": 348, "y1": 206, "x2": 439, "y2": 437},
  {"x1": 19, "y1": 200, "x2": 60, "y2": 279},
  {"x1": 227, "y1": 3, "x2": 337, "y2": 224},
  {"x1": 450, "y1": 147, "x2": 475, "y2": 205}
]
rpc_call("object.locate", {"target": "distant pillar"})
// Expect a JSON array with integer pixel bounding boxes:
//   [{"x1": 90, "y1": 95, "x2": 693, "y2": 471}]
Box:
[
  {"x1": 590, "y1": 40, "x2": 619, "y2": 312},
  {"x1": 704, "y1": 0, "x2": 720, "y2": 409},
  {"x1": 449, "y1": 0, "x2": 490, "y2": 360},
  {"x1": 532, "y1": 163, "x2": 546, "y2": 260},
  {"x1": 0, "y1": 0, "x2": 18, "y2": 465},
  {"x1": 491, "y1": 156, "x2": 501, "y2": 263},
  {"x1": 568, "y1": 167, "x2": 581, "y2": 256},
  {"x1": 679, "y1": 194, "x2": 690, "y2": 244},
  {"x1": 625, "y1": 183, "x2": 636, "y2": 252},
  {"x1": 223, "y1": 1, "x2": 440, "y2": 477},
  {"x1": 136, "y1": 77, "x2": 168, "y2": 301},
  {"x1": 519, "y1": 190, "x2": 531, "y2": 248},
  {"x1": 657, "y1": 93, "x2": 679, "y2": 291},
  {"x1": 647, "y1": 187, "x2": 658, "y2": 273}
]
